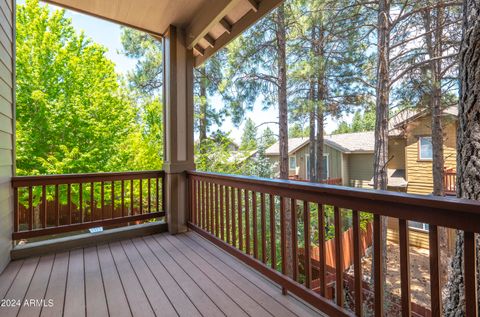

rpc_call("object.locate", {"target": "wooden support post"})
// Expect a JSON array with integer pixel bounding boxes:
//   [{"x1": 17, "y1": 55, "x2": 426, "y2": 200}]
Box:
[{"x1": 162, "y1": 25, "x2": 195, "y2": 234}]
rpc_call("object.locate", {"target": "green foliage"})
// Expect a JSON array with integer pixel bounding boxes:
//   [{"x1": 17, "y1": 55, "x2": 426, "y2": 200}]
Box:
[
  {"x1": 259, "y1": 127, "x2": 277, "y2": 148},
  {"x1": 120, "y1": 28, "x2": 163, "y2": 95},
  {"x1": 16, "y1": 0, "x2": 163, "y2": 176},
  {"x1": 333, "y1": 103, "x2": 376, "y2": 134},
  {"x1": 240, "y1": 118, "x2": 258, "y2": 151},
  {"x1": 289, "y1": 123, "x2": 309, "y2": 138}
]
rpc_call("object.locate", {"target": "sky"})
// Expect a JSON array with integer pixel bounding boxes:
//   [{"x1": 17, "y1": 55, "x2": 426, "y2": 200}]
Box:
[{"x1": 30, "y1": 1, "x2": 348, "y2": 143}]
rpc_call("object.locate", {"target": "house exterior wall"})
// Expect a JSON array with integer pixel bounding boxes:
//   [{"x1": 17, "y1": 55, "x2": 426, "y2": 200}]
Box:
[
  {"x1": 347, "y1": 153, "x2": 374, "y2": 188},
  {"x1": 405, "y1": 116, "x2": 457, "y2": 195},
  {"x1": 266, "y1": 143, "x2": 342, "y2": 181},
  {"x1": 388, "y1": 137, "x2": 406, "y2": 169},
  {"x1": 294, "y1": 144, "x2": 342, "y2": 180},
  {"x1": 0, "y1": 0, "x2": 14, "y2": 272}
]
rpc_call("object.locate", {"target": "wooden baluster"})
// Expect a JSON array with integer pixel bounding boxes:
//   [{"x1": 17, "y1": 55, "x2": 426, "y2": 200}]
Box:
[
  {"x1": 148, "y1": 178, "x2": 151, "y2": 214},
  {"x1": 252, "y1": 192, "x2": 258, "y2": 259},
  {"x1": 334, "y1": 206, "x2": 343, "y2": 306},
  {"x1": 464, "y1": 231, "x2": 478, "y2": 317},
  {"x1": 161, "y1": 175, "x2": 166, "y2": 213},
  {"x1": 28, "y1": 186, "x2": 33, "y2": 230},
  {"x1": 199, "y1": 181, "x2": 204, "y2": 229},
  {"x1": 245, "y1": 190, "x2": 250, "y2": 255},
  {"x1": 373, "y1": 214, "x2": 384, "y2": 316},
  {"x1": 13, "y1": 187, "x2": 18, "y2": 233},
  {"x1": 399, "y1": 219, "x2": 411, "y2": 317},
  {"x1": 101, "y1": 181, "x2": 105, "y2": 220},
  {"x1": 231, "y1": 187, "x2": 237, "y2": 247},
  {"x1": 209, "y1": 182, "x2": 214, "y2": 233},
  {"x1": 90, "y1": 183, "x2": 94, "y2": 222},
  {"x1": 79, "y1": 183, "x2": 83, "y2": 223},
  {"x1": 280, "y1": 196, "x2": 287, "y2": 295},
  {"x1": 225, "y1": 186, "x2": 230, "y2": 244},
  {"x1": 270, "y1": 194, "x2": 276, "y2": 270},
  {"x1": 55, "y1": 185, "x2": 60, "y2": 226},
  {"x1": 220, "y1": 185, "x2": 224, "y2": 241},
  {"x1": 139, "y1": 179, "x2": 143, "y2": 215},
  {"x1": 215, "y1": 184, "x2": 219, "y2": 237},
  {"x1": 130, "y1": 179, "x2": 134, "y2": 216},
  {"x1": 156, "y1": 177, "x2": 160, "y2": 212},
  {"x1": 121, "y1": 180, "x2": 125, "y2": 218},
  {"x1": 191, "y1": 179, "x2": 196, "y2": 225},
  {"x1": 67, "y1": 183, "x2": 72, "y2": 225},
  {"x1": 291, "y1": 198, "x2": 298, "y2": 282},
  {"x1": 205, "y1": 182, "x2": 210, "y2": 231},
  {"x1": 111, "y1": 181, "x2": 115, "y2": 218},
  {"x1": 42, "y1": 185, "x2": 47, "y2": 228},
  {"x1": 353, "y1": 210, "x2": 363, "y2": 317},
  {"x1": 261, "y1": 193, "x2": 267, "y2": 263},
  {"x1": 238, "y1": 188, "x2": 243, "y2": 251},
  {"x1": 318, "y1": 203, "x2": 326, "y2": 297},
  {"x1": 429, "y1": 225, "x2": 442, "y2": 317},
  {"x1": 303, "y1": 201, "x2": 311, "y2": 289}
]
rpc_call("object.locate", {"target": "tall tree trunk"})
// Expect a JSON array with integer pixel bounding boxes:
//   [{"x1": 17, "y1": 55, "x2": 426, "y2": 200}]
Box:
[
  {"x1": 370, "y1": 1, "x2": 390, "y2": 313},
  {"x1": 309, "y1": 82, "x2": 316, "y2": 182},
  {"x1": 316, "y1": 84, "x2": 325, "y2": 182},
  {"x1": 277, "y1": 5, "x2": 289, "y2": 181},
  {"x1": 374, "y1": 0, "x2": 390, "y2": 191},
  {"x1": 199, "y1": 67, "x2": 208, "y2": 147},
  {"x1": 275, "y1": 4, "x2": 293, "y2": 279},
  {"x1": 315, "y1": 22, "x2": 325, "y2": 183},
  {"x1": 445, "y1": 1, "x2": 480, "y2": 314}
]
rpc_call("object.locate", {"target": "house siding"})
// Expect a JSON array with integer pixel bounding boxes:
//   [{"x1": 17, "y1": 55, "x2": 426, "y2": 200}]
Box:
[
  {"x1": 348, "y1": 153, "x2": 374, "y2": 188},
  {"x1": 0, "y1": 0, "x2": 14, "y2": 272},
  {"x1": 294, "y1": 144, "x2": 342, "y2": 180},
  {"x1": 405, "y1": 116, "x2": 457, "y2": 195},
  {"x1": 388, "y1": 137, "x2": 406, "y2": 170}
]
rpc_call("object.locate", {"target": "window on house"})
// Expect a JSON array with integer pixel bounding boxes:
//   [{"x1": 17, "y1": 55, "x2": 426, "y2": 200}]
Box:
[
  {"x1": 419, "y1": 136, "x2": 433, "y2": 160},
  {"x1": 409, "y1": 221, "x2": 429, "y2": 231},
  {"x1": 289, "y1": 156, "x2": 296, "y2": 170}
]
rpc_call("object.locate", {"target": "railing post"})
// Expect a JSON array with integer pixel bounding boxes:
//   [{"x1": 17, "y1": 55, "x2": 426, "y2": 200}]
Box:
[{"x1": 162, "y1": 25, "x2": 195, "y2": 234}]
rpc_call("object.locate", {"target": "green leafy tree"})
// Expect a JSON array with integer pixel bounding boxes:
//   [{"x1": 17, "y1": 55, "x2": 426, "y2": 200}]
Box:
[
  {"x1": 259, "y1": 127, "x2": 277, "y2": 148},
  {"x1": 333, "y1": 103, "x2": 376, "y2": 134},
  {"x1": 16, "y1": 0, "x2": 136, "y2": 175},
  {"x1": 240, "y1": 118, "x2": 258, "y2": 151}
]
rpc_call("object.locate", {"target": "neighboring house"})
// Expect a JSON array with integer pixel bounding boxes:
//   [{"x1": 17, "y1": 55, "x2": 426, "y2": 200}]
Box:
[
  {"x1": 264, "y1": 131, "x2": 375, "y2": 187},
  {"x1": 265, "y1": 107, "x2": 458, "y2": 249},
  {"x1": 265, "y1": 106, "x2": 458, "y2": 195}
]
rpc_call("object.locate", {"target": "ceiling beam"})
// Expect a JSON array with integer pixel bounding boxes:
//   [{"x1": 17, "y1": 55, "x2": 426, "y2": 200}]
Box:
[
  {"x1": 246, "y1": 0, "x2": 259, "y2": 12},
  {"x1": 195, "y1": 0, "x2": 283, "y2": 67},
  {"x1": 185, "y1": 0, "x2": 241, "y2": 50},
  {"x1": 204, "y1": 34, "x2": 216, "y2": 48},
  {"x1": 219, "y1": 18, "x2": 233, "y2": 34}
]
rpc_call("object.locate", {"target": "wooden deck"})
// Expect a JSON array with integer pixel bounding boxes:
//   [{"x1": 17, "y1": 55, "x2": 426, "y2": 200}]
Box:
[{"x1": 0, "y1": 231, "x2": 325, "y2": 317}]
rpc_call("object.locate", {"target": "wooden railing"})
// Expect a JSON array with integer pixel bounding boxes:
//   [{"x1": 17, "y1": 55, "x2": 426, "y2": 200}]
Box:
[
  {"x1": 444, "y1": 169, "x2": 456, "y2": 196},
  {"x1": 12, "y1": 171, "x2": 165, "y2": 240},
  {"x1": 187, "y1": 171, "x2": 480, "y2": 317}
]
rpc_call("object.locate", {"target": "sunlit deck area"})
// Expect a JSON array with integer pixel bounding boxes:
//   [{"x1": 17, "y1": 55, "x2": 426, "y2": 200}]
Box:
[{"x1": 0, "y1": 231, "x2": 324, "y2": 317}]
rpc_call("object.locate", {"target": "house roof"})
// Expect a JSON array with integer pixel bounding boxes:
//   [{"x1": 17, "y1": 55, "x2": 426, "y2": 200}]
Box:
[
  {"x1": 42, "y1": 0, "x2": 282, "y2": 67},
  {"x1": 389, "y1": 106, "x2": 458, "y2": 136},
  {"x1": 324, "y1": 131, "x2": 375, "y2": 153},
  {"x1": 265, "y1": 131, "x2": 376, "y2": 156}
]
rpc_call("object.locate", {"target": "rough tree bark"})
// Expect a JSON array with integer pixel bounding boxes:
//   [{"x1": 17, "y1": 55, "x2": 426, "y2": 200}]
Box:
[
  {"x1": 309, "y1": 82, "x2": 316, "y2": 182},
  {"x1": 373, "y1": 0, "x2": 390, "y2": 191},
  {"x1": 275, "y1": 4, "x2": 293, "y2": 279},
  {"x1": 444, "y1": 0, "x2": 480, "y2": 315}
]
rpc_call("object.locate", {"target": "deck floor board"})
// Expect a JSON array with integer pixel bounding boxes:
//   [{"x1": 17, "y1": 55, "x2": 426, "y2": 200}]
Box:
[{"x1": 1, "y1": 232, "x2": 325, "y2": 317}]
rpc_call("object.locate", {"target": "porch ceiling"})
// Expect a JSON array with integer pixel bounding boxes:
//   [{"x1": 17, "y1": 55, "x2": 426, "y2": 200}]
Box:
[{"x1": 42, "y1": 0, "x2": 283, "y2": 66}]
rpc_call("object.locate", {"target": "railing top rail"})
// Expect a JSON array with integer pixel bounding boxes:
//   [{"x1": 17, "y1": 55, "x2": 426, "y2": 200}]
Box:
[
  {"x1": 187, "y1": 170, "x2": 480, "y2": 232},
  {"x1": 12, "y1": 170, "x2": 165, "y2": 187}
]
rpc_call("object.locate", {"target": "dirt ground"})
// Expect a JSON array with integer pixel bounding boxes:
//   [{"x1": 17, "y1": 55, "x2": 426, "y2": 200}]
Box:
[{"x1": 353, "y1": 240, "x2": 451, "y2": 308}]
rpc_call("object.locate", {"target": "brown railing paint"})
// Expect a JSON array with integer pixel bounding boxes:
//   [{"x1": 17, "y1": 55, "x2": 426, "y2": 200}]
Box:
[
  {"x1": 187, "y1": 170, "x2": 480, "y2": 317},
  {"x1": 12, "y1": 171, "x2": 165, "y2": 240}
]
